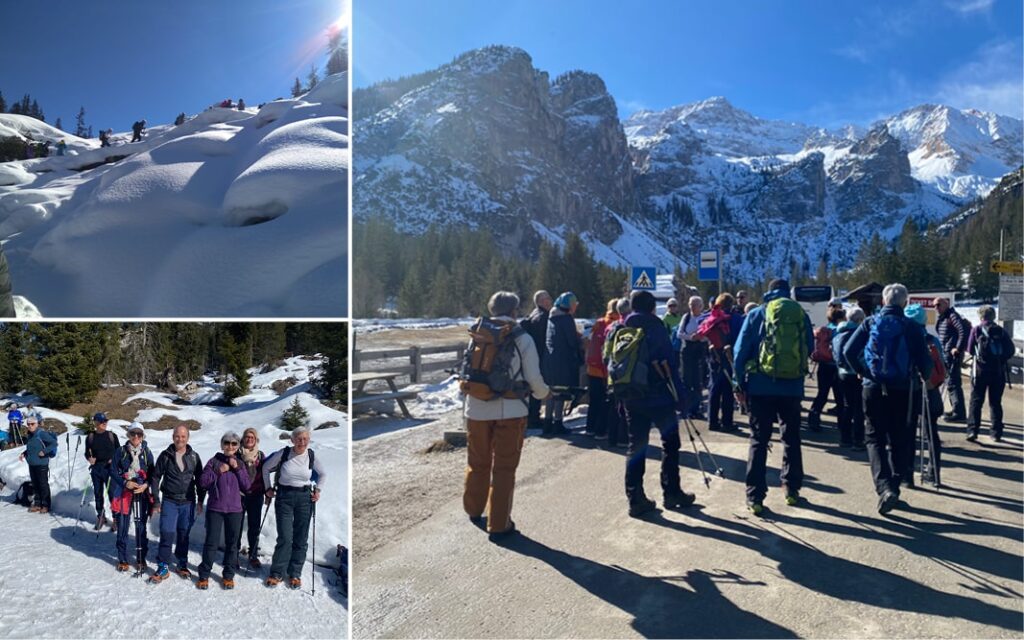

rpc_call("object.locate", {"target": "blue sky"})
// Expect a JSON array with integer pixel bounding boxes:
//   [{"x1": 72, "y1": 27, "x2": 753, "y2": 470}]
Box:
[
  {"x1": 355, "y1": 0, "x2": 1022, "y2": 126},
  {"x1": 0, "y1": 0, "x2": 347, "y2": 134}
]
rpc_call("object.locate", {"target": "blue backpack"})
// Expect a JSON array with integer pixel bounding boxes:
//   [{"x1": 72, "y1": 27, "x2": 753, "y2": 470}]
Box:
[{"x1": 865, "y1": 315, "x2": 910, "y2": 384}]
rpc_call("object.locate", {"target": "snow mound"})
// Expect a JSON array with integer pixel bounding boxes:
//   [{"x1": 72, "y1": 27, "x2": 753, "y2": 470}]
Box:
[{"x1": 0, "y1": 74, "x2": 349, "y2": 316}]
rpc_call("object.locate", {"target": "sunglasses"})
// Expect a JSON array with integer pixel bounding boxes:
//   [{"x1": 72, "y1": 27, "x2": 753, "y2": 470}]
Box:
[
  {"x1": 222, "y1": 441, "x2": 239, "y2": 446},
  {"x1": 128, "y1": 432, "x2": 143, "y2": 438}
]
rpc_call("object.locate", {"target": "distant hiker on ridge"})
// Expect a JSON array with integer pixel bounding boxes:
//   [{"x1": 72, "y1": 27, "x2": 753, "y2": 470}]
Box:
[
  {"x1": 130, "y1": 120, "x2": 146, "y2": 143},
  {"x1": 237, "y1": 98, "x2": 246, "y2": 111},
  {"x1": 99, "y1": 129, "x2": 112, "y2": 147}
]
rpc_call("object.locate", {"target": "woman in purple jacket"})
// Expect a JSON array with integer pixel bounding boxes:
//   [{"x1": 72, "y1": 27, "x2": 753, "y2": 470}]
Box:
[{"x1": 197, "y1": 431, "x2": 252, "y2": 590}]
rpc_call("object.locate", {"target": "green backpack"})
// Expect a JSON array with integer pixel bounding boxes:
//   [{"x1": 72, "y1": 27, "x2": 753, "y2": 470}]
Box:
[
  {"x1": 748, "y1": 298, "x2": 808, "y2": 380},
  {"x1": 605, "y1": 326, "x2": 651, "y2": 400}
]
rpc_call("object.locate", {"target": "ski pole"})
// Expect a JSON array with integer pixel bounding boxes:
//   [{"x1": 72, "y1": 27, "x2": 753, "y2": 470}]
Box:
[
  {"x1": 686, "y1": 417, "x2": 725, "y2": 478},
  {"x1": 681, "y1": 419, "x2": 711, "y2": 488},
  {"x1": 132, "y1": 493, "x2": 144, "y2": 577},
  {"x1": 68, "y1": 435, "x2": 82, "y2": 493},
  {"x1": 73, "y1": 479, "x2": 94, "y2": 536},
  {"x1": 311, "y1": 491, "x2": 317, "y2": 597},
  {"x1": 246, "y1": 492, "x2": 275, "y2": 578}
]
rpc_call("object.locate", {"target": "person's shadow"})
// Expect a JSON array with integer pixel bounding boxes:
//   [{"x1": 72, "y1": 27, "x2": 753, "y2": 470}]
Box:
[{"x1": 497, "y1": 533, "x2": 797, "y2": 638}]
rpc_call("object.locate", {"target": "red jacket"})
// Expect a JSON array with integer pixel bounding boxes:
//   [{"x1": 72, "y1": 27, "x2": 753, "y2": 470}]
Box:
[{"x1": 586, "y1": 313, "x2": 618, "y2": 377}]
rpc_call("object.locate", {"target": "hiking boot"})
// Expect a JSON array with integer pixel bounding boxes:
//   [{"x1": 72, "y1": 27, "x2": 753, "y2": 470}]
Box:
[
  {"x1": 540, "y1": 418, "x2": 554, "y2": 438},
  {"x1": 899, "y1": 476, "x2": 916, "y2": 490},
  {"x1": 288, "y1": 577, "x2": 302, "y2": 590},
  {"x1": 991, "y1": 433, "x2": 1003, "y2": 443},
  {"x1": 149, "y1": 563, "x2": 170, "y2": 583},
  {"x1": 824, "y1": 406, "x2": 840, "y2": 416},
  {"x1": 116, "y1": 562, "x2": 130, "y2": 573},
  {"x1": 27, "y1": 505, "x2": 40, "y2": 513},
  {"x1": 784, "y1": 491, "x2": 800, "y2": 506},
  {"x1": 747, "y1": 499, "x2": 765, "y2": 516},
  {"x1": 38, "y1": 507, "x2": 49, "y2": 514},
  {"x1": 806, "y1": 412, "x2": 822, "y2": 432},
  {"x1": 663, "y1": 490, "x2": 696, "y2": 510},
  {"x1": 628, "y1": 497, "x2": 657, "y2": 518},
  {"x1": 468, "y1": 515, "x2": 486, "y2": 530},
  {"x1": 877, "y1": 490, "x2": 898, "y2": 515},
  {"x1": 593, "y1": 433, "x2": 607, "y2": 441},
  {"x1": 196, "y1": 578, "x2": 209, "y2": 590},
  {"x1": 110, "y1": 518, "x2": 117, "y2": 532},
  {"x1": 248, "y1": 557, "x2": 262, "y2": 570},
  {"x1": 177, "y1": 567, "x2": 192, "y2": 580},
  {"x1": 94, "y1": 514, "x2": 105, "y2": 530},
  {"x1": 708, "y1": 423, "x2": 721, "y2": 432},
  {"x1": 965, "y1": 432, "x2": 978, "y2": 442},
  {"x1": 265, "y1": 575, "x2": 283, "y2": 588},
  {"x1": 944, "y1": 413, "x2": 966, "y2": 423},
  {"x1": 551, "y1": 421, "x2": 568, "y2": 436},
  {"x1": 488, "y1": 520, "x2": 517, "y2": 542},
  {"x1": 222, "y1": 578, "x2": 235, "y2": 590}
]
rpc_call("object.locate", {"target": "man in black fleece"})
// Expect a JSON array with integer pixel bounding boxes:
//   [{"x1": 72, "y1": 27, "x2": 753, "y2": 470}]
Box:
[
  {"x1": 149, "y1": 425, "x2": 206, "y2": 582},
  {"x1": 85, "y1": 412, "x2": 120, "y2": 530}
]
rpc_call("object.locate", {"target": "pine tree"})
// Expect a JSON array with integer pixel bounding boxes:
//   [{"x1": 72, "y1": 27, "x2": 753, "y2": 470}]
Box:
[
  {"x1": 0, "y1": 91, "x2": 6, "y2": 113},
  {"x1": 313, "y1": 324, "x2": 347, "y2": 403},
  {"x1": 74, "y1": 107, "x2": 87, "y2": 137},
  {"x1": 23, "y1": 323, "x2": 103, "y2": 408},
  {"x1": 291, "y1": 77, "x2": 303, "y2": 98},
  {"x1": 306, "y1": 64, "x2": 320, "y2": 91},
  {"x1": 19, "y1": 95, "x2": 30, "y2": 115},
  {"x1": 252, "y1": 323, "x2": 287, "y2": 365},
  {"x1": 0, "y1": 324, "x2": 25, "y2": 393},
  {"x1": 562, "y1": 233, "x2": 601, "y2": 316},
  {"x1": 220, "y1": 333, "x2": 251, "y2": 403},
  {"x1": 54, "y1": 117, "x2": 62, "y2": 131},
  {"x1": 280, "y1": 397, "x2": 309, "y2": 431},
  {"x1": 30, "y1": 99, "x2": 44, "y2": 122},
  {"x1": 326, "y1": 29, "x2": 348, "y2": 76},
  {"x1": 174, "y1": 112, "x2": 186, "y2": 126}
]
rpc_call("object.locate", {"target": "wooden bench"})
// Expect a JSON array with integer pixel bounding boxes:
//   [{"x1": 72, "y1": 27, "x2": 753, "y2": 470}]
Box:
[{"x1": 352, "y1": 371, "x2": 417, "y2": 419}]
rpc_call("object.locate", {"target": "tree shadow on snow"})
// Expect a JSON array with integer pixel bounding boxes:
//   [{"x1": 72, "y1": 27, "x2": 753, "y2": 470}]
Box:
[{"x1": 50, "y1": 524, "x2": 121, "y2": 567}]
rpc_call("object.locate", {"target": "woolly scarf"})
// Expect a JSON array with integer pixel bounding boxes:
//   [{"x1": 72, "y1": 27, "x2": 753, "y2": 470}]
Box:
[{"x1": 127, "y1": 443, "x2": 142, "y2": 477}]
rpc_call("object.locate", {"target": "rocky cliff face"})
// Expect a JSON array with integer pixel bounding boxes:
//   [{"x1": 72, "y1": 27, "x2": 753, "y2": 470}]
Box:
[{"x1": 355, "y1": 46, "x2": 1024, "y2": 281}]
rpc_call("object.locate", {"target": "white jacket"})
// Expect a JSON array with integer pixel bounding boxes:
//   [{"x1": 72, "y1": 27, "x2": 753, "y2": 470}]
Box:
[{"x1": 464, "y1": 316, "x2": 549, "y2": 421}]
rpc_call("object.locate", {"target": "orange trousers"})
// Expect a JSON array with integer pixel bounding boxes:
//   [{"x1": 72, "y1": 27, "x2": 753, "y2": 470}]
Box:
[{"x1": 463, "y1": 417, "x2": 527, "y2": 533}]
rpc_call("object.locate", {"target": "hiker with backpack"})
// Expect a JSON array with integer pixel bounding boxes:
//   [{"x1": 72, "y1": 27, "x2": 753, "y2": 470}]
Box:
[
  {"x1": 261, "y1": 426, "x2": 327, "y2": 587},
  {"x1": 843, "y1": 284, "x2": 932, "y2": 514},
  {"x1": 905, "y1": 305, "x2": 945, "y2": 484},
  {"x1": 609, "y1": 289, "x2": 694, "y2": 518},
  {"x1": 18, "y1": 416, "x2": 58, "y2": 513},
  {"x1": 697, "y1": 293, "x2": 744, "y2": 433},
  {"x1": 965, "y1": 305, "x2": 1015, "y2": 443},
  {"x1": 732, "y1": 279, "x2": 814, "y2": 514},
  {"x1": 85, "y1": 412, "x2": 120, "y2": 530},
  {"x1": 131, "y1": 120, "x2": 146, "y2": 143},
  {"x1": 99, "y1": 129, "x2": 112, "y2": 147},
  {"x1": 519, "y1": 290, "x2": 553, "y2": 430},
  {"x1": 584, "y1": 298, "x2": 622, "y2": 440},
  {"x1": 933, "y1": 297, "x2": 970, "y2": 422},
  {"x1": 807, "y1": 306, "x2": 847, "y2": 432},
  {"x1": 109, "y1": 422, "x2": 155, "y2": 573},
  {"x1": 238, "y1": 427, "x2": 267, "y2": 569},
  {"x1": 461, "y1": 291, "x2": 550, "y2": 540},
  {"x1": 7, "y1": 403, "x2": 24, "y2": 446},
  {"x1": 197, "y1": 431, "x2": 252, "y2": 590},
  {"x1": 604, "y1": 297, "x2": 633, "y2": 449},
  {"x1": 149, "y1": 424, "x2": 206, "y2": 583},
  {"x1": 832, "y1": 307, "x2": 867, "y2": 449},
  {"x1": 677, "y1": 296, "x2": 710, "y2": 419},
  {"x1": 543, "y1": 292, "x2": 584, "y2": 437}
]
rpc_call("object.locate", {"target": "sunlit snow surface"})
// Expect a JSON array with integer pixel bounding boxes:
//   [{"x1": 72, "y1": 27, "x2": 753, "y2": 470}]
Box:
[{"x1": 0, "y1": 74, "x2": 349, "y2": 317}]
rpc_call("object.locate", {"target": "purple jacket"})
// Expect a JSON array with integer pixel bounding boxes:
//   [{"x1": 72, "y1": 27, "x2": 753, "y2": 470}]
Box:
[{"x1": 199, "y1": 452, "x2": 252, "y2": 513}]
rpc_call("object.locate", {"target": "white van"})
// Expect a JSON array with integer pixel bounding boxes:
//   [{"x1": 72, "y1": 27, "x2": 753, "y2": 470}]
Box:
[{"x1": 792, "y1": 285, "x2": 834, "y2": 328}]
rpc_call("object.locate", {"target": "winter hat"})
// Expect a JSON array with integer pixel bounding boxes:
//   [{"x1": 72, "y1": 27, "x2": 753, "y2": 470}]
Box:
[
  {"x1": 905, "y1": 304, "x2": 927, "y2": 326},
  {"x1": 554, "y1": 292, "x2": 577, "y2": 310},
  {"x1": 127, "y1": 421, "x2": 145, "y2": 437},
  {"x1": 93, "y1": 412, "x2": 108, "y2": 423}
]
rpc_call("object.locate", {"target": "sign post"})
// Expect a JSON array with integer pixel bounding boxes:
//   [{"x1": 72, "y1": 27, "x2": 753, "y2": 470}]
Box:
[{"x1": 698, "y1": 249, "x2": 719, "y2": 283}]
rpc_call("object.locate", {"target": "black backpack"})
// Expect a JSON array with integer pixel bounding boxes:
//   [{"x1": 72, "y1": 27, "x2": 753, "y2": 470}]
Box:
[
  {"x1": 975, "y1": 324, "x2": 1011, "y2": 370},
  {"x1": 273, "y1": 446, "x2": 316, "y2": 488},
  {"x1": 14, "y1": 481, "x2": 34, "y2": 507}
]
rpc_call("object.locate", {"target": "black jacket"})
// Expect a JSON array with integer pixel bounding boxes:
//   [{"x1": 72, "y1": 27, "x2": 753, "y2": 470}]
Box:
[
  {"x1": 936, "y1": 307, "x2": 969, "y2": 355},
  {"x1": 520, "y1": 307, "x2": 550, "y2": 365},
  {"x1": 151, "y1": 443, "x2": 206, "y2": 505}
]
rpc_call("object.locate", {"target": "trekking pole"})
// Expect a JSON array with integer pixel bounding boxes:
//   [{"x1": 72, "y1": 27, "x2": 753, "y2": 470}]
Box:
[
  {"x1": 311, "y1": 490, "x2": 317, "y2": 597},
  {"x1": 246, "y1": 492, "x2": 275, "y2": 578},
  {"x1": 72, "y1": 479, "x2": 94, "y2": 536},
  {"x1": 918, "y1": 379, "x2": 927, "y2": 481},
  {"x1": 132, "y1": 494, "x2": 144, "y2": 578},
  {"x1": 681, "y1": 418, "x2": 711, "y2": 488},
  {"x1": 686, "y1": 417, "x2": 725, "y2": 478},
  {"x1": 68, "y1": 434, "x2": 82, "y2": 493}
]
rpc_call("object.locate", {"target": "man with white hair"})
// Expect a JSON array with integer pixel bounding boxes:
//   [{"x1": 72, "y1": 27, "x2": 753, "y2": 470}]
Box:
[
  {"x1": 677, "y1": 295, "x2": 709, "y2": 418},
  {"x1": 520, "y1": 290, "x2": 553, "y2": 430},
  {"x1": 933, "y1": 297, "x2": 970, "y2": 422},
  {"x1": 843, "y1": 283, "x2": 932, "y2": 514},
  {"x1": 261, "y1": 425, "x2": 327, "y2": 589}
]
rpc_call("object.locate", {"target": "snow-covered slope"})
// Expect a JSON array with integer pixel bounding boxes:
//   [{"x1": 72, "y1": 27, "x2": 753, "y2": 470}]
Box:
[
  {"x1": 0, "y1": 73, "x2": 349, "y2": 317},
  {"x1": 0, "y1": 356, "x2": 348, "y2": 569}
]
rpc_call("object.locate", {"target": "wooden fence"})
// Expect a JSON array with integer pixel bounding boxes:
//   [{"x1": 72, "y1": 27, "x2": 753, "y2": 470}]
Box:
[{"x1": 352, "y1": 343, "x2": 466, "y2": 384}]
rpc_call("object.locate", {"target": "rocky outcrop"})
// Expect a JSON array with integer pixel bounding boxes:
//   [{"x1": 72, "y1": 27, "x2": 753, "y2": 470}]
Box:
[{"x1": 752, "y1": 152, "x2": 827, "y2": 223}]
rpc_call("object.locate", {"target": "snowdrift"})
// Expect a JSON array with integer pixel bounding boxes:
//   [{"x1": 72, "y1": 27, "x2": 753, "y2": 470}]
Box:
[
  {"x1": 0, "y1": 73, "x2": 348, "y2": 316},
  {"x1": 0, "y1": 356, "x2": 348, "y2": 569}
]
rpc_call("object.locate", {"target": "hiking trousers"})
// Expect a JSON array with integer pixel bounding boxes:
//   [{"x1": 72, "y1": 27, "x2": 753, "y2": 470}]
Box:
[
  {"x1": 624, "y1": 403, "x2": 681, "y2": 504},
  {"x1": 90, "y1": 463, "x2": 112, "y2": 518},
  {"x1": 944, "y1": 353, "x2": 966, "y2": 418},
  {"x1": 863, "y1": 385, "x2": 913, "y2": 496},
  {"x1": 463, "y1": 417, "x2": 526, "y2": 534},
  {"x1": 810, "y1": 363, "x2": 843, "y2": 416},
  {"x1": 157, "y1": 499, "x2": 195, "y2": 569},
  {"x1": 708, "y1": 354, "x2": 734, "y2": 429},
  {"x1": 968, "y1": 369, "x2": 1005, "y2": 438},
  {"x1": 837, "y1": 375, "x2": 864, "y2": 445},
  {"x1": 200, "y1": 510, "x2": 243, "y2": 580},
  {"x1": 115, "y1": 494, "x2": 150, "y2": 564},
  {"x1": 28, "y1": 465, "x2": 51, "y2": 509},
  {"x1": 586, "y1": 375, "x2": 610, "y2": 436},
  {"x1": 745, "y1": 395, "x2": 803, "y2": 501},
  {"x1": 681, "y1": 345, "x2": 707, "y2": 414},
  {"x1": 238, "y1": 492, "x2": 264, "y2": 560},
  {"x1": 270, "y1": 486, "x2": 314, "y2": 579}
]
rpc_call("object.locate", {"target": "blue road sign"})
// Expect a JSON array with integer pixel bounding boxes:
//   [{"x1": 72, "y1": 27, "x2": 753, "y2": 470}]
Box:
[
  {"x1": 698, "y1": 249, "x2": 719, "y2": 281},
  {"x1": 630, "y1": 266, "x2": 656, "y2": 291}
]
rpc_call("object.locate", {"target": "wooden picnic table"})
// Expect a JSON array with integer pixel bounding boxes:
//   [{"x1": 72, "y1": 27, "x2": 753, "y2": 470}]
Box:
[{"x1": 351, "y1": 371, "x2": 417, "y2": 419}]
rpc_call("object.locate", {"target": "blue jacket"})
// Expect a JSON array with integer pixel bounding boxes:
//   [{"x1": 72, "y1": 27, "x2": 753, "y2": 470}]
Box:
[
  {"x1": 832, "y1": 321, "x2": 860, "y2": 378},
  {"x1": 24, "y1": 428, "x2": 58, "y2": 467},
  {"x1": 544, "y1": 308, "x2": 583, "y2": 387},
  {"x1": 623, "y1": 310, "x2": 685, "y2": 409},
  {"x1": 8, "y1": 409, "x2": 23, "y2": 425},
  {"x1": 110, "y1": 442, "x2": 156, "y2": 501},
  {"x1": 732, "y1": 288, "x2": 814, "y2": 397},
  {"x1": 843, "y1": 305, "x2": 933, "y2": 389}
]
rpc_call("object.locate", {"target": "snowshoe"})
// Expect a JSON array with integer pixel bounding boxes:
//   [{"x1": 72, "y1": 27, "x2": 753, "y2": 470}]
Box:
[
  {"x1": 149, "y1": 563, "x2": 170, "y2": 584},
  {"x1": 265, "y1": 576, "x2": 283, "y2": 588},
  {"x1": 288, "y1": 577, "x2": 302, "y2": 590},
  {"x1": 116, "y1": 562, "x2": 130, "y2": 573},
  {"x1": 196, "y1": 578, "x2": 209, "y2": 590},
  {"x1": 222, "y1": 578, "x2": 235, "y2": 590}
]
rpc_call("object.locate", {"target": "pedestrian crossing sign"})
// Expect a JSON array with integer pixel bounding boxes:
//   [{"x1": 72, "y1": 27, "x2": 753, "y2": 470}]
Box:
[{"x1": 631, "y1": 266, "x2": 656, "y2": 291}]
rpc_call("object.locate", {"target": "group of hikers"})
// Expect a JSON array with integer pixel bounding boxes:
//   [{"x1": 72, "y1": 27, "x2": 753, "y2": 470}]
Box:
[
  {"x1": 460, "y1": 279, "x2": 1016, "y2": 538},
  {"x1": 215, "y1": 98, "x2": 247, "y2": 110},
  {"x1": 98, "y1": 120, "x2": 146, "y2": 147},
  {"x1": 7, "y1": 411, "x2": 328, "y2": 591}
]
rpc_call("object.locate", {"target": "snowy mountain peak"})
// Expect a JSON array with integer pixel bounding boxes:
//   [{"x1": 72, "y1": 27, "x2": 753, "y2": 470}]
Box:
[{"x1": 446, "y1": 45, "x2": 533, "y2": 77}]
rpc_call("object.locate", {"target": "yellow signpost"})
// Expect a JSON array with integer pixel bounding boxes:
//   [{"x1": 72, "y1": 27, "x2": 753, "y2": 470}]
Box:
[{"x1": 990, "y1": 261, "x2": 1024, "y2": 275}]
